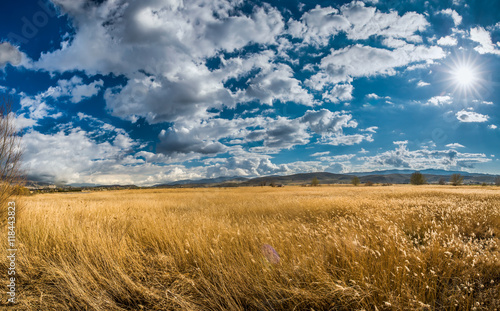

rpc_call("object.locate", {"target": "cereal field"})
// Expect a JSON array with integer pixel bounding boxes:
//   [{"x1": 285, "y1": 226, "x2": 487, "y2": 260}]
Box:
[{"x1": 1, "y1": 185, "x2": 499, "y2": 310}]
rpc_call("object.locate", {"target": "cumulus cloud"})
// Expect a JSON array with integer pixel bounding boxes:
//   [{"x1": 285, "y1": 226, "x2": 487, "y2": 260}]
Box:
[
  {"x1": 341, "y1": 1, "x2": 428, "y2": 42},
  {"x1": 456, "y1": 109, "x2": 489, "y2": 123},
  {"x1": 470, "y1": 27, "x2": 500, "y2": 55},
  {"x1": 426, "y1": 95, "x2": 452, "y2": 106},
  {"x1": 288, "y1": 5, "x2": 350, "y2": 45},
  {"x1": 0, "y1": 42, "x2": 24, "y2": 68},
  {"x1": 437, "y1": 36, "x2": 458, "y2": 46},
  {"x1": 156, "y1": 108, "x2": 367, "y2": 157},
  {"x1": 205, "y1": 154, "x2": 289, "y2": 178},
  {"x1": 289, "y1": 1, "x2": 429, "y2": 46},
  {"x1": 105, "y1": 71, "x2": 234, "y2": 123},
  {"x1": 33, "y1": 0, "x2": 291, "y2": 124},
  {"x1": 242, "y1": 63, "x2": 315, "y2": 107},
  {"x1": 321, "y1": 83, "x2": 353, "y2": 103},
  {"x1": 359, "y1": 140, "x2": 490, "y2": 171},
  {"x1": 19, "y1": 93, "x2": 62, "y2": 121},
  {"x1": 309, "y1": 44, "x2": 445, "y2": 85},
  {"x1": 439, "y1": 9, "x2": 462, "y2": 26},
  {"x1": 20, "y1": 0, "x2": 491, "y2": 185},
  {"x1": 57, "y1": 77, "x2": 104, "y2": 103},
  {"x1": 16, "y1": 77, "x2": 105, "y2": 126},
  {"x1": 22, "y1": 127, "x2": 140, "y2": 185}
]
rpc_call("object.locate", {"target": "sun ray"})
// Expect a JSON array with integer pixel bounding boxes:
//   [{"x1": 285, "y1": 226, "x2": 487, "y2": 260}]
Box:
[{"x1": 444, "y1": 52, "x2": 486, "y2": 99}]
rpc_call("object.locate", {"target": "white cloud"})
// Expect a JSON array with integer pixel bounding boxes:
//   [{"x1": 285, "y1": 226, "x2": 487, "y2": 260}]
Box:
[
  {"x1": 319, "y1": 133, "x2": 373, "y2": 146},
  {"x1": 359, "y1": 140, "x2": 490, "y2": 171},
  {"x1": 34, "y1": 0, "x2": 290, "y2": 124},
  {"x1": 12, "y1": 113, "x2": 37, "y2": 130},
  {"x1": 155, "y1": 109, "x2": 368, "y2": 158},
  {"x1": 16, "y1": 77, "x2": 105, "y2": 126},
  {"x1": 321, "y1": 83, "x2": 353, "y2": 103},
  {"x1": 456, "y1": 109, "x2": 489, "y2": 123},
  {"x1": 439, "y1": 9, "x2": 462, "y2": 26},
  {"x1": 318, "y1": 154, "x2": 355, "y2": 162},
  {"x1": 242, "y1": 63, "x2": 315, "y2": 107},
  {"x1": 310, "y1": 44, "x2": 445, "y2": 85},
  {"x1": 341, "y1": 1, "x2": 428, "y2": 41},
  {"x1": 366, "y1": 93, "x2": 380, "y2": 99},
  {"x1": 19, "y1": 93, "x2": 62, "y2": 121},
  {"x1": 0, "y1": 42, "x2": 24, "y2": 68},
  {"x1": 488, "y1": 124, "x2": 498, "y2": 129},
  {"x1": 361, "y1": 126, "x2": 378, "y2": 133},
  {"x1": 445, "y1": 143, "x2": 465, "y2": 149},
  {"x1": 437, "y1": 36, "x2": 458, "y2": 46},
  {"x1": 289, "y1": 2, "x2": 429, "y2": 47},
  {"x1": 311, "y1": 151, "x2": 330, "y2": 157},
  {"x1": 426, "y1": 95, "x2": 452, "y2": 106},
  {"x1": 470, "y1": 27, "x2": 500, "y2": 55},
  {"x1": 288, "y1": 5, "x2": 350, "y2": 45},
  {"x1": 417, "y1": 80, "x2": 430, "y2": 87},
  {"x1": 22, "y1": 127, "x2": 140, "y2": 185},
  {"x1": 205, "y1": 153, "x2": 289, "y2": 178},
  {"x1": 59, "y1": 77, "x2": 104, "y2": 103},
  {"x1": 105, "y1": 70, "x2": 234, "y2": 123}
]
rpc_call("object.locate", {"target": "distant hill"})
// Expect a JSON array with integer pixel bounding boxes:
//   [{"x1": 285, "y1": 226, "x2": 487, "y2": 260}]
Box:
[
  {"x1": 26, "y1": 170, "x2": 499, "y2": 189},
  {"x1": 345, "y1": 169, "x2": 487, "y2": 176},
  {"x1": 153, "y1": 170, "x2": 499, "y2": 188},
  {"x1": 154, "y1": 176, "x2": 248, "y2": 187}
]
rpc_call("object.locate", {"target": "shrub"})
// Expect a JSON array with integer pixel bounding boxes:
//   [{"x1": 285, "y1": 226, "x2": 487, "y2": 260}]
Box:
[
  {"x1": 450, "y1": 174, "x2": 464, "y2": 186},
  {"x1": 351, "y1": 176, "x2": 360, "y2": 186},
  {"x1": 410, "y1": 172, "x2": 426, "y2": 185}
]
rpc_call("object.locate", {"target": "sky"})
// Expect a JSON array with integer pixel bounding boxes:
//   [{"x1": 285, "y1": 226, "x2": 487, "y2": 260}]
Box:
[{"x1": 0, "y1": 0, "x2": 499, "y2": 186}]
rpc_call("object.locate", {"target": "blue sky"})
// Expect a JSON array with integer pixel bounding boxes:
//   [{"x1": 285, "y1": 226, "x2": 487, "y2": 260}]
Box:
[{"x1": 0, "y1": 0, "x2": 499, "y2": 186}]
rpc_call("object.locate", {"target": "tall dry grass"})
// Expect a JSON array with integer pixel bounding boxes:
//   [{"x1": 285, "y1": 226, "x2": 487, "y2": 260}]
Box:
[{"x1": 1, "y1": 185, "x2": 499, "y2": 310}]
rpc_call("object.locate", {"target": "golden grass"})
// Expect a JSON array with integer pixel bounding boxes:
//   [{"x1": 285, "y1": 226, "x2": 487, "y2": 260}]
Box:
[{"x1": 1, "y1": 185, "x2": 499, "y2": 310}]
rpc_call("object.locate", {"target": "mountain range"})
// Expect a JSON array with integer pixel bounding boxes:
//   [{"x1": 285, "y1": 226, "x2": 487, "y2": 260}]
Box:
[{"x1": 154, "y1": 169, "x2": 500, "y2": 188}]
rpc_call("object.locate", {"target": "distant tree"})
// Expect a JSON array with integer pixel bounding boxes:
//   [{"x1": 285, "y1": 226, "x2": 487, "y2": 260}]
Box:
[
  {"x1": 495, "y1": 176, "x2": 500, "y2": 186},
  {"x1": 438, "y1": 178, "x2": 446, "y2": 185},
  {"x1": 410, "y1": 171, "x2": 426, "y2": 185},
  {"x1": 269, "y1": 181, "x2": 276, "y2": 187},
  {"x1": 351, "y1": 176, "x2": 360, "y2": 186},
  {"x1": 450, "y1": 174, "x2": 464, "y2": 186},
  {"x1": 311, "y1": 177, "x2": 319, "y2": 187},
  {"x1": 260, "y1": 181, "x2": 266, "y2": 187},
  {"x1": 364, "y1": 181, "x2": 374, "y2": 186},
  {"x1": 481, "y1": 182, "x2": 488, "y2": 187}
]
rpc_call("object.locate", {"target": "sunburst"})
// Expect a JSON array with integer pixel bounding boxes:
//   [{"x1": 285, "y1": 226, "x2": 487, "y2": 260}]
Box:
[{"x1": 445, "y1": 53, "x2": 485, "y2": 98}]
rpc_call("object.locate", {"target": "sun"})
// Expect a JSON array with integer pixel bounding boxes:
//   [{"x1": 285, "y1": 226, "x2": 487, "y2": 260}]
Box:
[
  {"x1": 452, "y1": 65, "x2": 477, "y2": 87},
  {"x1": 445, "y1": 53, "x2": 484, "y2": 98}
]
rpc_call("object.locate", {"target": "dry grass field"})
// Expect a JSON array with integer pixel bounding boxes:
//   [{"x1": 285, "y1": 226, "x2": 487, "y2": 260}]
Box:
[{"x1": 1, "y1": 185, "x2": 499, "y2": 310}]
